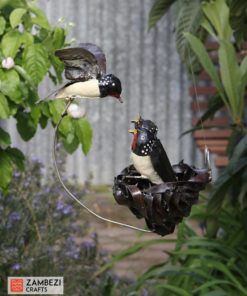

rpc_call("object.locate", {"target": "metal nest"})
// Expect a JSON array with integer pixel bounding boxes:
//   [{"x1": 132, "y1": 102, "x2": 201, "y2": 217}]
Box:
[{"x1": 113, "y1": 162, "x2": 211, "y2": 236}]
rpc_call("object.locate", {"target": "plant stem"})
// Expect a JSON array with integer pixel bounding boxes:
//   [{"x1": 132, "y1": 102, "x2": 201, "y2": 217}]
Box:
[{"x1": 22, "y1": 193, "x2": 42, "y2": 242}]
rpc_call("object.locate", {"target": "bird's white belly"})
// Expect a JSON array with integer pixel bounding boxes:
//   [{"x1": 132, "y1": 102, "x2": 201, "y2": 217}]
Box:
[
  {"x1": 131, "y1": 152, "x2": 163, "y2": 184},
  {"x1": 56, "y1": 79, "x2": 100, "y2": 99}
]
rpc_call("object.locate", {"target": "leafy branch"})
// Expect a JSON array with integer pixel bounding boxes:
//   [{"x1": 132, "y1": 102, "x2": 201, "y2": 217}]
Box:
[{"x1": 0, "y1": 0, "x2": 93, "y2": 190}]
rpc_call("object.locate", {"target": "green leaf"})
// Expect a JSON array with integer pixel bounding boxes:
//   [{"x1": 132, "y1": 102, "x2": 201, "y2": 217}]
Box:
[
  {"x1": 208, "y1": 136, "x2": 247, "y2": 213},
  {"x1": 75, "y1": 118, "x2": 93, "y2": 155},
  {"x1": 48, "y1": 100, "x2": 65, "y2": 124},
  {"x1": 172, "y1": 248, "x2": 223, "y2": 259},
  {"x1": 218, "y1": 40, "x2": 242, "y2": 122},
  {"x1": 14, "y1": 65, "x2": 36, "y2": 92},
  {"x1": 8, "y1": 0, "x2": 27, "y2": 8},
  {"x1": 0, "y1": 149, "x2": 13, "y2": 189},
  {"x1": 180, "y1": 95, "x2": 224, "y2": 136},
  {"x1": 229, "y1": 0, "x2": 247, "y2": 44},
  {"x1": 16, "y1": 111, "x2": 37, "y2": 141},
  {"x1": 229, "y1": 135, "x2": 247, "y2": 163},
  {"x1": 1, "y1": 30, "x2": 22, "y2": 58},
  {"x1": 30, "y1": 105, "x2": 41, "y2": 125},
  {"x1": 175, "y1": 0, "x2": 204, "y2": 74},
  {"x1": 39, "y1": 114, "x2": 48, "y2": 129},
  {"x1": 202, "y1": 0, "x2": 232, "y2": 40},
  {"x1": 0, "y1": 93, "x2": 10, "y2": 118},
  {"x1": 208, "y1": 158, "x2": 247, "y2": 213},
  {"x1": 206, "y1": 260, "x2": 247, "y2": 295},
  {"x1": 32, "y1": 16, "x2": 50, "y2": 30},
  {"x1": 195, "y1": 95, "x2": 224, "y2": 127},
  {"x1": 59, "y1": 116, "x2": 73, "y2": 136},
  {"x1": 7, "y1": 100, "x2": 17, "y2": 116},
  {"x1": 240, "y1": 55, "x2": 247, "y2": 100},
  {"x1": 0, "y1": 69, "x2": 21, "y2": 103},
  {"x1": 155, "y1": 284, "x2": 190, "y2": 296},
  {"x1": 28, "y1": 1, "x2": 50, "y2": 30},
  {"x1": 62, "y1": 132, "x2": 79, "y2": 154},
  {"x1": 0, "y1": 127, "x2": 11, "y2": 146},
  {"x1": 10, "y1": 8, "x2": 27, "y2": 28},
  {"x1": 52, "y1": 27, "x2": 66, "y2": 49},
  {"x1": 184, "y1": 32, "x2": 229, "y2": 108},
  {"x1": 201, "y1": 17, "x2": 217, "y2": 40},
  {"x1": 23, "y1": 44, "x2": 50, "y2": 85},
  {"x1": 50, "y1": 55, "x2": 64, "y2": 84},
  {"x1": 0, "y1": 0, "x2": 8, "y2": 9},
  {"x1": 41, "y1": 102, "x2": 51, "y2": 118},
  {"x1": 149, "y1": 0, "x2": 176, "y2": 29},
  {"x1": 20, "y1": 31, "x2": 34, "y2": 46},
  {"x1": 201, "y1": 291, "x2": 228, "y2": 296},
  {"x1": 55, "y1": 114, "x2": 74, "y2": 136},
  {"x1": 0, "y1": 16, "x2": 6, "y2": 35},
  {"x1": 95, "y1": 239, "x2": 174, "y2": 278},
  {"x1": 6, "y1": 147, "x2": 25, "y2": 170}
]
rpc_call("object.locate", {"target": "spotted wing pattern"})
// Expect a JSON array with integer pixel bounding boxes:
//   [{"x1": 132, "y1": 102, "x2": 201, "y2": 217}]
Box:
[{"x1": 55, "y1": 43, "x2": 106, "y2": 82}]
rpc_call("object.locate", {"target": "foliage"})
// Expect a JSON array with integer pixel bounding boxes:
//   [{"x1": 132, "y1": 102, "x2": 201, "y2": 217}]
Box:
[
  {"x1": 184, "y1": 0, "x2": 247, "y2": 229},
  {"x1": 0, "y1": 155, "x2": 131, "y2": 296},
  {"x1": 148, "y1": 0, "x2": 176, "y2": 29},
  {"x1": 149, "y1": 0, "x2": 247, "y2": 43},
  {"x1": 149, "y1": 0, "x2": 247, "y2": 74},
  {"x1": 0, "y1": 0, "x2": 93, "y2": 191},
  {"x1": 184, "y1": 0, "x2": 247, "y2": 125},
  {"x1": 102, "y1": 199, "x2": 247, "y2": 295},
  {"x1": 174, "y1": 0, "x2": 205, "y2": 74},
  {"x1": 149, "y1": 0, "x2": 205, "y2": 74},
  {"x1": 207, "y1": 135, "x2": 247, "y2": 215},
  {"x1": 111, "y1": 1, "x2": 247, "y2": 295},
  {"x1": 228, "y1": 0, "x2": 247, "y2": 45},
  {"x1": 147, "y1": 214, "x2": 247, "y2": 295}
]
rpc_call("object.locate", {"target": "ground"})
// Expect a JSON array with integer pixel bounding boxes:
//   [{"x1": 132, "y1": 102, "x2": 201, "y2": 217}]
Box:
[{"x1": 80, "y1": 187, "x2": 186, "y2": 278}]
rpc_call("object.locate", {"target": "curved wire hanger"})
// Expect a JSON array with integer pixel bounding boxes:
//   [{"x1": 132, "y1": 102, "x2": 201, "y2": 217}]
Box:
[{"x1": 53, "y1": 100, "x2": 152, "y2": 233}]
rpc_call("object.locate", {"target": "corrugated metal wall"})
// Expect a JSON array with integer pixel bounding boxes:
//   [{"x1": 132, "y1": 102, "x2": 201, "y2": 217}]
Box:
[{"x1": 6, "y1": 0, "x2": 202, "y2": 184}]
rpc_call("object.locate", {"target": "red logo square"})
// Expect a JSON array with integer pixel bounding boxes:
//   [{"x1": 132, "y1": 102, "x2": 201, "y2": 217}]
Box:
[{"x1": 10, "y1": 279, "x2": 23, "y2": 293}]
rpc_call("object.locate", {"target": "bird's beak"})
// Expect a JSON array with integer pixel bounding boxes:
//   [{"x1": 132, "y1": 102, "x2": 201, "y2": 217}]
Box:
[
  {"x1": 112, "y1": 93, "x2": 123, "y2": 103},
  {"x1": 128, "y1": 129, "x2": 137, "y2": 134},
  {"x1": 131, "y1": 116, "x2": 141, "y2": 123},
  {"x1": 118, "y1": 96, "x2": 123, "y2": 103}
]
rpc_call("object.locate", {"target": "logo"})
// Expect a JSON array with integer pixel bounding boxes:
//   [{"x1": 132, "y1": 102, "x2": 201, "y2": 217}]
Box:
[
  {"x1": 10, "y1": 279, "x2": 23, "y2": 293},
  {"x1": 8, "y1": 277, "x2": 63, "y2": 295}
]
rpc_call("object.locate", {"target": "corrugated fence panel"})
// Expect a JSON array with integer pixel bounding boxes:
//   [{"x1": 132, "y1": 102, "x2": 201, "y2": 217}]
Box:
[{"x1": 5, "y1": 0, "x2": 203, "y2": 184}]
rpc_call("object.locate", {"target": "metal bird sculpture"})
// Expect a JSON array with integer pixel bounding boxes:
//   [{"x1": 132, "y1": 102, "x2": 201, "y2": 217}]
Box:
[
  {"x1": 113, "y1": 117, "x2": 211, "y2": 236},
  {"x1": 129, "y1": 117, "x2": 176, "y2": 184},
  {"x1": 43, "y1": 43, "x2": 122, "y2": 102}
]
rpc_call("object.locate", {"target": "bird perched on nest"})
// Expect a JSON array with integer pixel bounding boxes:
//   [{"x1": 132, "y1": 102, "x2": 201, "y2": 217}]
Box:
[
  {"x1": 129, "y1": 117, "x2": 176, "y2": 184},
  {"x1": 39, "y1": 43, "x2": 122, "y2": 103}
]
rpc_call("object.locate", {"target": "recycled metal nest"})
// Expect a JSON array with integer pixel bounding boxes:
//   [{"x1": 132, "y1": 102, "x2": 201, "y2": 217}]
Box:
[{"x1": 113, "y1": 161, "x2": 211, "y2": 236}]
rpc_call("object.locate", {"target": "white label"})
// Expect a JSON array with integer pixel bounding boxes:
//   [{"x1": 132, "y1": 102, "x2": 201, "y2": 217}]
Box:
[{"x1": 8, "y1": 277, "x2": 63, "y2": 295}]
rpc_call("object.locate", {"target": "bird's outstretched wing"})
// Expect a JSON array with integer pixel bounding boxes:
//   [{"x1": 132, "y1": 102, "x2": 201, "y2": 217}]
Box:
[
  {"x1": 55, "y1": 43, "x2": 106, "y2": 82},
  {"x1": 150, "y1": 139, "x2": 177, "y2": 183}
]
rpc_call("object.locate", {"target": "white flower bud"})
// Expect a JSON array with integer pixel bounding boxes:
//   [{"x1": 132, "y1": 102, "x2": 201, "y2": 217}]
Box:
[
  {"x1": 58, "y1": 17, "x2": 65, "y2": 23},
  {"x1": 2, "y1": 57, "x2": 15, "y2": 69},
  {"x1": 68, "y1": 22, "x2": 75, "y2": 27},
  {"x1": 67, "y1": 103, "x2": 85, "y2": 118}
]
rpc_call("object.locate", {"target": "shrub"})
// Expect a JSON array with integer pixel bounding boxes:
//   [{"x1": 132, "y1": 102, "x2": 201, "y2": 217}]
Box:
[{"x1": 0, "y1": 154, "x2": 130, "y2": 295}]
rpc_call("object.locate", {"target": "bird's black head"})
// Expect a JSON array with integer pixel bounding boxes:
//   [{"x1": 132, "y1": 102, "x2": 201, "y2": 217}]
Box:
[
  {"x1": 129, "y1": 117, "x2": 158, "y2": 156},
  {"x1": 98, "y1": 74, "x2": 122, "y2": 102}
]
